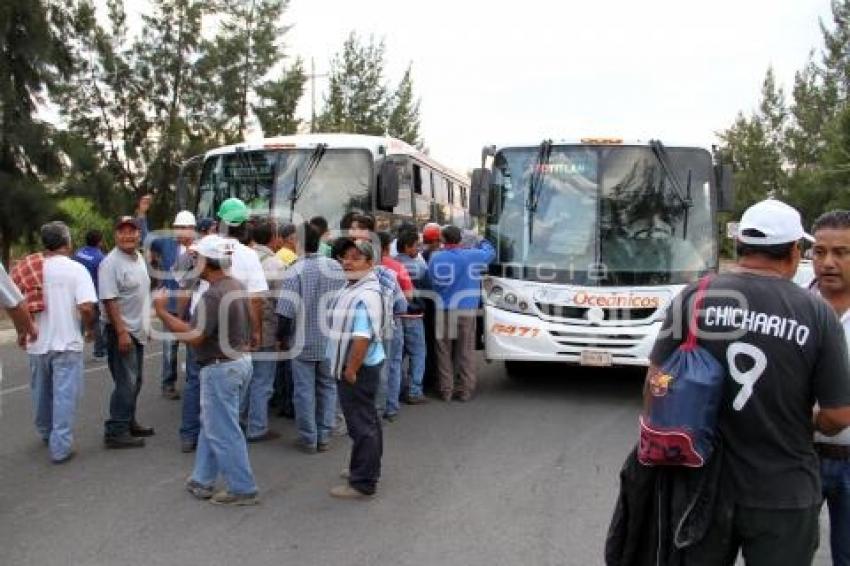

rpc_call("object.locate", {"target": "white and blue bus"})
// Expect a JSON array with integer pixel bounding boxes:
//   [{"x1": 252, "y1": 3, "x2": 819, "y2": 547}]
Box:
[
  {"x1": 177, "y1": 133, "x2": 472, "y2": 231},
  {"x1": 468, "y1": 138, "x2": 733, "y2": 373}
]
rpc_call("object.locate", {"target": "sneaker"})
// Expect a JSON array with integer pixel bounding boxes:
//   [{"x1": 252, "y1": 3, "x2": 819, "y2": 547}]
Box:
[
  {"x1": 404, "y1": 395, "x2": 429, "y2": 405},
  {"x1": 162, "y1": 386, "x2": 181, "y2": 400},
  {"x1": 52, "y1": 450, "x2": 76, "y2": 465},
  {"x1": 340, "y1": 469, "x2": 350, "y2": 479},
  {"x1": 186, "y1": 479, "x2": 214, "y2": 500},
  {"x1": 294, "y1": 440, "x2": 317, "y2": 454},
  {"x1": 246, "y1": 430, "x2": 281, "y2": 443},
  {"x1": 104, "y1": 434, "x2": 145, "y2": 449},
  {"x1": 317, "y1": 440, "x2": 331, "y2": 453},
  {"x1": 330, "y1": 485, "x2": 373, "y2": 500},
  {"x1": 209, "y1": 490, "x2": 259, "y2": 506},
  {"x1": 452, "y1": 392, "x2": 471, "y2": 403},
  {"x1": 383, "y1": 412, "x2": 398, "y2": 423},
  {"x1": 181, "y1": 439, "x2": 197, "y2": 453},
  {"x1": 130, "y1": 422, "x2": 155, "y2": 437},
  {"x1": 439, "y1": 392, "x2": 452, "y2": 402}
]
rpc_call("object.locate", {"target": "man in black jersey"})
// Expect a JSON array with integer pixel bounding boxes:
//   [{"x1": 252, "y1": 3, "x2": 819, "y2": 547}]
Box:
[{"x1": 649, "y1": 199, "x2": 850, "y2": 565}]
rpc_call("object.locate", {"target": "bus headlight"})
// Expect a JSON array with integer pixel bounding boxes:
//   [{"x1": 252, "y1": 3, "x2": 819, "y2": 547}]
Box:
[{"x1": 487, "y1": 285, "x2": 531, "y2": 313}]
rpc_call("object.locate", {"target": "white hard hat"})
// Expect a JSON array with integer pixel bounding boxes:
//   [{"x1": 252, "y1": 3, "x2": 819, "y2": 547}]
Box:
[{"x1": 173, "y1": 210, "x2": 197, "y2": 227}]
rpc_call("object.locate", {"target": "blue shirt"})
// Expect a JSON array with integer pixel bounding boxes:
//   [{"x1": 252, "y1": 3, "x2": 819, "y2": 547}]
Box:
[
  {"x1": 73, "y1": 246, "x2": 105, "y2": 293},
  {"x1": 351, "y1": 302, "x2": 385, "y2": 366},
  {"x1": 428, "y1": 239, "x2": 495, "y2": 311}
]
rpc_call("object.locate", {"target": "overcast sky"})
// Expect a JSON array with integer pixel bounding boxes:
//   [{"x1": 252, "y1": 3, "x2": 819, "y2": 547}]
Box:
[{"x1": 115, "y1": 0, "x2": 831, "y2": 172}]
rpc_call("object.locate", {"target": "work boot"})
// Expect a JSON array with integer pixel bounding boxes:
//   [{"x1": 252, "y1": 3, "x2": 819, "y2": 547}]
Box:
[
  {"x1": 209, "y1": 490, "x2": 259, "y2": 506},
  {"x1": 130, "y1": 422, "x2": 155, "y2": 437},
  {"x1": 330, "y1": 485, "x2": 373, "y2": 500}
]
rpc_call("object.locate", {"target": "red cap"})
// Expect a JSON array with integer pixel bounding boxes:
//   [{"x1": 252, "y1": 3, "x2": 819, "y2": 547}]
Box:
[{"x1": 422, "y1": 223, "x2": 441, "y2": 243}]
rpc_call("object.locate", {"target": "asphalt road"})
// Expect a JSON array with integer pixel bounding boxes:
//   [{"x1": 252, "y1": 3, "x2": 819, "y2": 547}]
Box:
[{"x1": 0, "y1": 342, "x2": 832, "y2": 566}]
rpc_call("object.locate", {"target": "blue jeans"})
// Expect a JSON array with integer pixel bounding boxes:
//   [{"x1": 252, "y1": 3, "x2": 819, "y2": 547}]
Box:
[
  {"x1": 384, "y1": 319, "x2": 404, "y2": 416},
  {"x1": 104, "y1": 325, "x2": 145, "y2": 437},
  {"x1": 191, "y1": 357, "x2": 257, "y2": 495},
  {"x1": 822, "y1": 456, "x2": 850, "y2": 566},
  {"x1": 291, "y1": 358, "x2": 337, "y2": 446},
  {"x1": 29, "y1": 351, "x2": 84, "y2": 461},
  {"x1": 180, "y1": 347, "x2": 202, "y2": 443},
  {"x1": 402, "y1": 317, "x2": 426, "y2": 398},
  {"x1": 160, "y1": 335, "x2": 179, "y2": 389},
  {"x1": 242, "y1": 349, "x2": 277, "y2": 438}
]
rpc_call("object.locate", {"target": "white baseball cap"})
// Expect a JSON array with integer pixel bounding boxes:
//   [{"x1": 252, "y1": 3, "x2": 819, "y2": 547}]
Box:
[
  {"x1": 189, "y1": 235, "x2": 233, "y2": 260},
  {"x1": 736, "y1": 199, "x2": 814, "y2": 245},
  {"x1": 173, "y1": 210, "x2": 197, "y2": 227}
]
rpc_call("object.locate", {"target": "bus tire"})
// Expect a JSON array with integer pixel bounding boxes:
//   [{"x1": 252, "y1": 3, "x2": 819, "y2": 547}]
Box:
[{"x1": 504, "y1": 361, "x2": 530, "y2": 381}]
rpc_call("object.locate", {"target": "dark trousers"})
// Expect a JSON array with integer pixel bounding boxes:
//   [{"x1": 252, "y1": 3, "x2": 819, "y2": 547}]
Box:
[
  {"x1": 682, "y1": 503, "x2": 820, "y2": 566},
  {"x1": 271, "y1": 359, "x2": 294, "y2": 418},
  {"x1": 338, "y1": 362, "x2": 383, "y2": 495},
  {"x1": 422, "y1": 298, "x2": 438, "y2": 393},
  {"x1": 104, "y1": 325, "x2": 145, "y2": 437}
]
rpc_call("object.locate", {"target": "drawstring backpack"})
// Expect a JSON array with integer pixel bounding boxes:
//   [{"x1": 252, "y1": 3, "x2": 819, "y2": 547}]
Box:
[{"x1": 639, "y1": 276, "x2": 724, "y2": 467}]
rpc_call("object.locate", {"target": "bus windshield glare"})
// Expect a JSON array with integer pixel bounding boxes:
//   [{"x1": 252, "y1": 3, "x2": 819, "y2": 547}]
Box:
[
  {"x1": 196, "y1": 148, "x2": 372, "y2": 227},
  {"x1": 487, "y1": 145, "x2": 715, "y2": 286}
]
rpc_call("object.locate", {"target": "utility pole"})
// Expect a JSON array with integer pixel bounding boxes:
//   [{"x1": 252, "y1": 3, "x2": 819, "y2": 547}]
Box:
[{"x1": 309, "y1": 57, "x2": 329, "y2": 133}]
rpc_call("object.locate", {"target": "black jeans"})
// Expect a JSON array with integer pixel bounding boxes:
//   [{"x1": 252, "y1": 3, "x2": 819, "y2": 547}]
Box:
[
  {"x1": 104, "y1": 325, "x2": 145, "y2": 437},
  {"x1": 339, "y1": 362, "x2": 383, "y2": 495},
  {"x1": 682, "y1": 503, "x2": 820, "y2": 566}
]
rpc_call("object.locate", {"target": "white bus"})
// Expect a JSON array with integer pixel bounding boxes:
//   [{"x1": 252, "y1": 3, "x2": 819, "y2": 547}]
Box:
[
  {"x1": 176, "y1": 133, "x2": 471, "y2": 231},
  {"x1": 468, "y1": 138, "x2": 733, "y2": 374}
]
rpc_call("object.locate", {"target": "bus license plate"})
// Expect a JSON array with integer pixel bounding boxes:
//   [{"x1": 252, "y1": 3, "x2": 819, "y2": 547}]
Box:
[{"x1": 580, "y1": 350, "x2": 613, "y2": 367}]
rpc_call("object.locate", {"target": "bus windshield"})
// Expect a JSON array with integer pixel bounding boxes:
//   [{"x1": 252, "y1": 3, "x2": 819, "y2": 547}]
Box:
[
  {"x1": 487, "y1": 145, "x2": 715, "y2": 286},
  {"x1": 197, "y1": 148, "x2": 372, "y2": 227}
]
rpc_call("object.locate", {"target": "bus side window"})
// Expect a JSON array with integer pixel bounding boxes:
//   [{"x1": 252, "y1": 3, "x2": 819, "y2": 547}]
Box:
[
  {"x1": 448, "y1": 181, "x2": 455, "y2": 205},
  {"x1": 394, "y1": 163, "x2": 412, "y2": 217},
  {"x1": 413, "y1": 164, "x2": 423, "y2": 194}
]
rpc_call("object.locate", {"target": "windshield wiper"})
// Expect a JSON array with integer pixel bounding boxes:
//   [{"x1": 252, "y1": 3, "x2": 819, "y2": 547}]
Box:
[
  {"x1": 526, "y1": 139, "x2": 553, "y2": 244},
  {"x1": 649, "y1": 139, "x2": 692, "y2": 238},
  {"x1": 289, "y1": 143, "x2": 327, "y2": 219}
]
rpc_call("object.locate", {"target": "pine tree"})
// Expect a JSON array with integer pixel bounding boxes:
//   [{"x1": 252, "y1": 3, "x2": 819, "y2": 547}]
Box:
[
  {"x1": 135, "y1": 0, "x2": 206, "y2": 227},
  {"x1": 0, "y1": 0, "x2": 72, "y2": 264},
  {"x1": 387, "y1": 65, "x2": 422, "y2": 146},
  {"x1": 254, "y1": 57, "x2": 306, "y2": 136},
  {"x1": 198, "y1": 0, "x2": 291, "y2": 143},
  {"x1": 318, "y1": 33, "x2": 389, "y2": 135}
]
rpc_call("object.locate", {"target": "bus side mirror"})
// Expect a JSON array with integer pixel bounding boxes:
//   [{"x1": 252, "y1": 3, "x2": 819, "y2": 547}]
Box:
[
  {"x1": 715, "y1": 164, "x2": 734, "y2": 213},
  {"x1": 469, "y1": 168, "x2": 491, "y2": 216},
  {"x1": 378, "y1": 161, "x2": 400, "y2": 209}
]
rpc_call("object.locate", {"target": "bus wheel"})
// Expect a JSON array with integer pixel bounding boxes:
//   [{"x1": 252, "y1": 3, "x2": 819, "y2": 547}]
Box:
[{"x1": 504, "y1": 361, "x2": 530, "y2": 380}]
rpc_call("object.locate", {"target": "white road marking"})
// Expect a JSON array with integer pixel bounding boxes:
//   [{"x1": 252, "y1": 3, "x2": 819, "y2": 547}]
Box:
[{"x1": 0, "y1": 351, "x2": 163, "y2": 397}]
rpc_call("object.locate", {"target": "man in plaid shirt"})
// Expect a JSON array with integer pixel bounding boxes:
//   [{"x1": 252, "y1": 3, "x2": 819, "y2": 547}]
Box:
[{"x1": 276, "y1": 222, "x2": 346, "y2": 454}]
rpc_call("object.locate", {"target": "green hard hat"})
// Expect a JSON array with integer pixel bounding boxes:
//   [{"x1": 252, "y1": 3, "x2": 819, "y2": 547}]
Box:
[{"x1": 217, "y1": 197, "x2": 249, "y2": 226}]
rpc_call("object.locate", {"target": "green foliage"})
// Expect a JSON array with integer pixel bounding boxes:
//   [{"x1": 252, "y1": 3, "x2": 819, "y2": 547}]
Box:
[
  {"x1": 388, "y1": 65, "x2": 422, "y2": 146},
  {"x1": 56, "y1": 197, "x2": 114, "y2": 249},
  {"x1": 0, "y1": 0, "x2": 72, "y2": 264},
  {"x1": 318, "y1": 32, "x2": 390, "y2": 135},
  {"x1": 254, "y1": 57, "x2": 306, "y2": 136},
  {"x1": 718, "y1": 1, "x2": 850, "y2": 237}
]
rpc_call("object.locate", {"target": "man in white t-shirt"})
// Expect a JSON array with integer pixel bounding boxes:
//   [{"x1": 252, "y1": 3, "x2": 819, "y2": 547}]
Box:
[
  {"x1": 810, "y1": 210, "x2": 850, "y2": 566},
  {"x1": 27, "y1": 222, "x2": 97, "y2": 463}
]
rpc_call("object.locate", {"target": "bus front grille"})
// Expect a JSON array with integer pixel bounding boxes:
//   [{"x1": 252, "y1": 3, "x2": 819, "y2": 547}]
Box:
[{"x1": 535, "y1": 302, "x2": 658, "y2": 323}]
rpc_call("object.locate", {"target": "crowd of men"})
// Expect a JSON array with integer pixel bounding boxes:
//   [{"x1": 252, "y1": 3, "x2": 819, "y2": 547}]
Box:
[
  {"x1": 3, "y1": 195, "x2": 850, "y2": 564},
  {"x1": 0, "y1": 195, "x2": 495, "y2": 505}
]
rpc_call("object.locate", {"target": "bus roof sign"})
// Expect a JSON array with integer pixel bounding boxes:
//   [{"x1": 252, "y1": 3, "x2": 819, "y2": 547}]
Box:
[{"x1": 580, "y1": 137, "x2": 623, "y2": 145}]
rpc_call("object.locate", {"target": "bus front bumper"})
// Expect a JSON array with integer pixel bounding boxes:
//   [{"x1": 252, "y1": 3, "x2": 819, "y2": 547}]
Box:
[{"x1": 483, "y1": 306, "x2": 662, "y2": 368}]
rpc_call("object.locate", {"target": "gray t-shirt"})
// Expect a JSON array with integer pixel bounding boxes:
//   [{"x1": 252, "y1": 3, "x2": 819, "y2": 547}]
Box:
[
  {"x1": 98, "y1": 248, "x2": 151, "y2": 344},
  {"x1": 190, "y1": 276, "x2": 250, "y2": 365},
  {"x1": 0, "y1": 262, "x2": 23, "y2": 308},
  {"x1": 651, "y1": 272, "x2": 850, "y2": 509}
]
